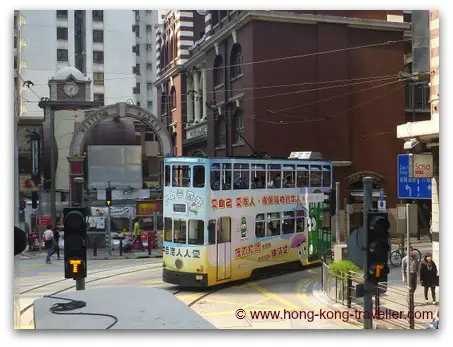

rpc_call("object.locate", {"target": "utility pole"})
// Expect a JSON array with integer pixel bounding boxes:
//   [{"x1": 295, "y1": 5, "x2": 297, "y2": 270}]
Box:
[
  {"x1": 362, "y1": 177, "x2": 373, "y2": 329},
  {"x1": 335, "y1": 182, "x2": 340, "y2": 243},
  {"x1": 73, "y1": 177, "x2": 86, "y2": 290},
  {"x1": 50, "y1": 108, "x2": 56, "y2": 230},
  {"x1": 107, "y1": 181, "x2": 112, "y2": 256}
]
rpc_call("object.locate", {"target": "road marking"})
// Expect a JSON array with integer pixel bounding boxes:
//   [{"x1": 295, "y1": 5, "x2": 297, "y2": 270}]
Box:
[
  {"x1": 243, "y1": 296, "x2": 272, "y2": 310},
  {"x1": 176, "y1": 292, "x2": 204, "y2": 301},
  {"x1": 295, "y1": 278, "x2": 360, "y2": 329},
  {"x1": 140, "y1": 280, "x2": 164, "y2": 286},
  {"x1": 247, "y1": 282, "x2": 300, "y2": 310}
]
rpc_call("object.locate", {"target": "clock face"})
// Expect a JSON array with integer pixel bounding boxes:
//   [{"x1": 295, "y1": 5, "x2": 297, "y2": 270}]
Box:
[{"x1": 64, "y1": 82, "x2": 79, "y2": 97}]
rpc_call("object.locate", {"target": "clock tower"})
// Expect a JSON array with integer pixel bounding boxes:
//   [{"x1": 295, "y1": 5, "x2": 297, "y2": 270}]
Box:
[{"x1": 48, "y1": 66, "x2": 91, "y2": 101}]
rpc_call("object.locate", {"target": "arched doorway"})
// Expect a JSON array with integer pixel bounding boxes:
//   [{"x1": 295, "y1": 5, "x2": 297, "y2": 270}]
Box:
[{"x1": 68, "y1": 102, "x2": 172, "y2": 203}]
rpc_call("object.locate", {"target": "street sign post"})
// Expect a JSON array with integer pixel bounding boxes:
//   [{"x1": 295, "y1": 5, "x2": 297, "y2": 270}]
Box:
[{"x1": 397, "y1": 154, "x2": 432, "y2": 199}]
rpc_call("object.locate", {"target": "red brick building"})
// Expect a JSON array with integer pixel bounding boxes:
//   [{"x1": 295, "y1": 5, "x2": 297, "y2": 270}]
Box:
[{"x1": 155, "y1": 10, "x2": 410, "y2": 234}]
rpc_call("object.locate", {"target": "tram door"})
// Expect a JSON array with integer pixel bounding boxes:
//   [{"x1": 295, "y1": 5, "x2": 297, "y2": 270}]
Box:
[{"x1": 216, "y1": 217, "x2": 231, "y2": 281}]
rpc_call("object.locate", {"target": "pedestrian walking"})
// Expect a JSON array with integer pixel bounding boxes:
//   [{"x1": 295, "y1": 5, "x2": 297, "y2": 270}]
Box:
[
  {"x1": 132, "y1": 218, "x2": 144, "y2": 250},
  {"x1": 402, "y1": 246, "x2": 420, "y2": 293},
  {"x1": 420, "y1": 252, "x2": 438, "y2": 305},
  {"x1": 51, "y1": 227, "x2": 61, "y2": 259},
  {"x1": 43, "y1": 225, "x2": 54, "y2": 264}
]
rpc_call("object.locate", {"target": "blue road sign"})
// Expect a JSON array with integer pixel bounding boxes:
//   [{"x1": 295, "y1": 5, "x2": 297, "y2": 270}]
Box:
[{"x1": 397, "y1": 154, "x2": 432, "y2": 199}]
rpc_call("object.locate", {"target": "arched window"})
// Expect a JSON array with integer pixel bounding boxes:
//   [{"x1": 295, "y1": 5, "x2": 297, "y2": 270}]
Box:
[
  {"x1": 213, "y1": 55, "x2": 224, "y2": 86},
  {"x1": 170, "y1": 86, "x2": 176, "y2": 110},
  {"x1": 230, "y1": 43, "x2": 243, "y2": 78},
  {"x1": 159, "y1": 44, "x2": 165, "y2": 69},
  {"x1": 233, "y1": 108, "x2": 244, "y2": 144},
  {"x1": 169, "y1": 37, "x2": 174, "y2": 62},
  {"x1": 160, "y1": 92, "x2": 167, "y2": 115}
]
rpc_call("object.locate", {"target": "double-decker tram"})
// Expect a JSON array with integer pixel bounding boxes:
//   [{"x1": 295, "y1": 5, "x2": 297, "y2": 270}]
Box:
[{"x1": 162, "y1": 152, "x2": 333, "y2": 287}]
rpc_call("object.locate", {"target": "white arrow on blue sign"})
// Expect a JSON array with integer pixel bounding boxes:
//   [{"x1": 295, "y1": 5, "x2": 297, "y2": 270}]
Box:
[{"x1": 397, "y1": 154, "x2": 432, "y2": 199}]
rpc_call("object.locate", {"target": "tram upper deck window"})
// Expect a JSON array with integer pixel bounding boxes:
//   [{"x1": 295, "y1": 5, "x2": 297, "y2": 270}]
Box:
[
  {"x1": 233, "y1": 163, "x2": 249, "y2": 189},
  {"x1": 255, "y1": 214, "x2": 265, "y2": 238},
  {"x1": 267, "y1": 164, "x2": 281, "y2": 189},
  {"x1": 251, "y1": 163, "x2": 266, "y2": 189},
  {"x1": 296, "y1": 165, "x2": 309, "y2": 188},
  {"x1": 310, "y1": 165, "x2": 322, "y2": 187},
  {"x1": 164, "y1": 217, "x2": 172, "y2": 242},
  {"x1": 193, "y1": 165, "x2": 205, "y2": 188},
  {"x1": 267, "y1": 212, "x2": 281, "y2": 237},
  {"x1": 283, "y1": 164, "x2": 295, "y2": 188},
  {"x1": 322, "y1": 165, "x2": 331, "y2": 187},
  {"x1": 222, "y1": 163, "x2": 232, "y2": 190},
  {"x1": 188, "y1": 220, "x2": 204, "y2": 245},
  {"x1": 174, "y1": 219, "x2": 187, "y2": 244},
  {"x1": 210, "y1": 163, "x2": 220, "y2": 190},
  {"x1": 172, "y1": 165, "x2": 191, "y2": 187},
  {"x1": 165, "y1": 165, "x2": 171, "y2": 186}
]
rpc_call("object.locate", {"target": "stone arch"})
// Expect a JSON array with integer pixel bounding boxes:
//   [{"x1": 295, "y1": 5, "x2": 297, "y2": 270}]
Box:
[
  {"x1": 191, "y1": 149, "x2": 207, "y2": 157},
  {"x1": 69, "y1": 102, "x2": 173, "y2": 157}
]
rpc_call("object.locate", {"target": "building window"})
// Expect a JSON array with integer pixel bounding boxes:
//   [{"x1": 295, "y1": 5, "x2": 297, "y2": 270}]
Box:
[
  {"x1": 56, "y1": 10, "x2": 68, "y2": 19},
  {"x1": 133, "y1": 25, "x2": 140, "y2": 37},
  {"x1": 14, "y1": 56, "x2": 17, "y2": 69},
  {"x1": 160, "y1": 93, "x2": 167, "y2": 115},
  {"x1": 233, "y1": 108, "x2": 244, "y2": 144},
  {"x1": 211, "y1": 11, "x2": 219, "y2": 26},
  {"x1": 133, "y1": 83, "x2": 140, "y2": 94},
  {"x1": 57, "y1": 27, "x2": 68, "y2": 40},
  {"x1": 92, "y1": 10, "x2": 103, "y2": 22},
  {"x1": 220, "y1": 11, "x2": 227, "y2": 19},
  {"x1": 147, "y1": 63, "x2": 152, "y2": 69},
  {"x1": 133, "y1": 45, "x2": 140, "y2": 55},
  {"x1": 147, "y1": 82, "x2": 153, "y2": 89},
  {"x1": 92, "y1": 30, "x2": 104, "y2": 43},
  {"x1": 146, "y1": 25, "x2": 152, "y2": 31},
  {"x1": 94, "y1": 93, "x2": 104, "y2": 105},
  {"x1": 213, "y1": 55, "x2": 224, "y2": 86},
  {"x1": 14, "y1": 36, "x2": 17, "y2": 49},
  {"x1": 133, "y1": 64, "x2": 140, "y2": 75},
  {"x1": 137, "y1": 102, "x2": 141, "y2": 107},
  {"x1": 147, "y1": 101, "x2": 153, "y2": 107},
  {"x1": 93, "y1": 51, "x2": 104, "y2": 64},
  {"x1": 170, "y1": 86, "x2": 176, "y2": 110},
  {"x1": 146, "y1": 44, "x2": 152, "y2": 51},
  {"x1": 230, "y1": 43, "x2": 243, "y2": 78},
  {"x1": 93, "y1": 72, "x2": 104, "y2": 86},
  {"x1": 215, "y1": 116, "x2": 226, "y2": 147},
  {"x1": 57, "y1": 49, "x2": 68, "y2": 62}
]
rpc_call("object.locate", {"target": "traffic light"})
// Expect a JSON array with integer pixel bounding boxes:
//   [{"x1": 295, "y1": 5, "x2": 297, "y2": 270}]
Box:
[
  {"x1": 31, "y1": 191, "x2": 38, "y2": 209},
  {"x1": 63, "y1": 207, "x2": 88, "y2": 279},
  {"x1": 105, "y1": 187, "x2": 112, "y2": 207},
  {"x1": 323, "y1": 189, "x2": 336, "y2": 215},
  {"x1": 366, "y1": 211, "x2": 390, "y2": 284}
]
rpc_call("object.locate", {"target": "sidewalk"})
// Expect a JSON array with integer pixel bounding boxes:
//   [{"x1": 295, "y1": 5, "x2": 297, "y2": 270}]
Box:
[
  {"x1": 310, "y1": 279, "x2": 438, "y2": 329},
  {"x1": 21, "y1": 248, "x2": 163, "y2": 260}
]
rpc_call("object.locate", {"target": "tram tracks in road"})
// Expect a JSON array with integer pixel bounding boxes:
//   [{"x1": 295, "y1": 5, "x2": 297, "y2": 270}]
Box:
[{"x1": 19, "y1": 263, "x2": 163, "y2": 317}]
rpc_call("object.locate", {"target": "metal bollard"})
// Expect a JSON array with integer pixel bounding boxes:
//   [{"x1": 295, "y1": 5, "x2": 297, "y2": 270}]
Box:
[
  {"x1": 120, "y1": 239, "x2": 123, "y2": 256},
  {"x1": 93, "y1": 237, "x2": 98, "y2": 257},
  {"x1": 347, "y1": 272, "x2": 352, "y2": 309},
  {"x1": 409, "y1": 290, "x2": 415, "y2": 329},
  {"x1": 374, "y1": 286, "x2": 380, "y2": 316}
]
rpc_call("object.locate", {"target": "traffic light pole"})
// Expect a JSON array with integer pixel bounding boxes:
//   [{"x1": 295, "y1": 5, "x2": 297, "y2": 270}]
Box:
[
  {"x1": 335, "y1": 182, "x2": 340, "y2": 243},
  {"x1": 73, "y1": 177, "x2": 86, "y2": 291},
  {"x1": 107, "y1": 181, "x2": 112, "y2": 256},
  {"x1": 362, "y1": 177, "x2": 373, "y2": 329}
]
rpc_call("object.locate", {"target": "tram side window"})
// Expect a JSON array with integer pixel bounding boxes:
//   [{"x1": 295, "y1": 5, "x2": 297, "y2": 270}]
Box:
[
  {"x1": 164, "y1": 217, "x2": 172, "y2": 242},
  {"x1": 255, "y1": 214, "x2": 265, "y2": 238},
  {"x1": 295, "y1": 210, "x2": 306, "y2": 233},
  {"x1": 210, "y1": 163, "x2": 221, "y2": 191},
  {"x1": 251, "y1": 164, "x2": 266, "y2": 189},
  {"x1": 267, "y1": 164, "x2": 281, "y2": 189},
  {"x1": 296, "y1": 165, "x2": 309, "y2": 188},
  {"x1": 267, "y1": 212, "x2": 281, "y2": 237},
  {"x1": 172, "y1": 165, "x2": 191, "y2": 187},
  {"x1": 283, "y1": 165, "x2": 295, "y2": 188},
  {"x1": 174, "y1": 219, "x2": 187, "y2": 244},
  {"x1": 188, "y1": 220, "x2": 204, "y2": 245},
  {"x1": 310, "y1": 165, "x2": 322, "y2": 187},
  {"x1": 208, "y1": 219, "x2": 216, "y2": 245},
  {"x1": 322, "y1": 165, "x2": 331, "y2": 188},
  {"x1": 282, "y1": 211, "x2": 295, "y2": 234},
  {"x1": 222, "y1": 163, "x2": 232, "y2": 190},
  {"x1": 193, "y1": 165, "x2": 205, "y2": 188},
  {"x1": 233, "y1": 163, "x2": 249, "y2": 189},
  {"x1": 165, "y1": 165, "x2": 171, "y2": 186}
]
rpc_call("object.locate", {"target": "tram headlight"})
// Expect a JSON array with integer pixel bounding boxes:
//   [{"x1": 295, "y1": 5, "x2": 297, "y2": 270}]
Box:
[{"x1": 196, "y1": 275, "x2": 203, "y2": 281}]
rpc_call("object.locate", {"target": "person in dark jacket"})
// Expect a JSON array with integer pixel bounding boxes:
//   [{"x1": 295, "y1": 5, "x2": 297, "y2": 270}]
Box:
[
  {"x1": 420, "y1": 252, "x2": 438, "y2": 304},
  {"x1": 51, "y1": 228, "x2": 61, "y2": 259}
]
